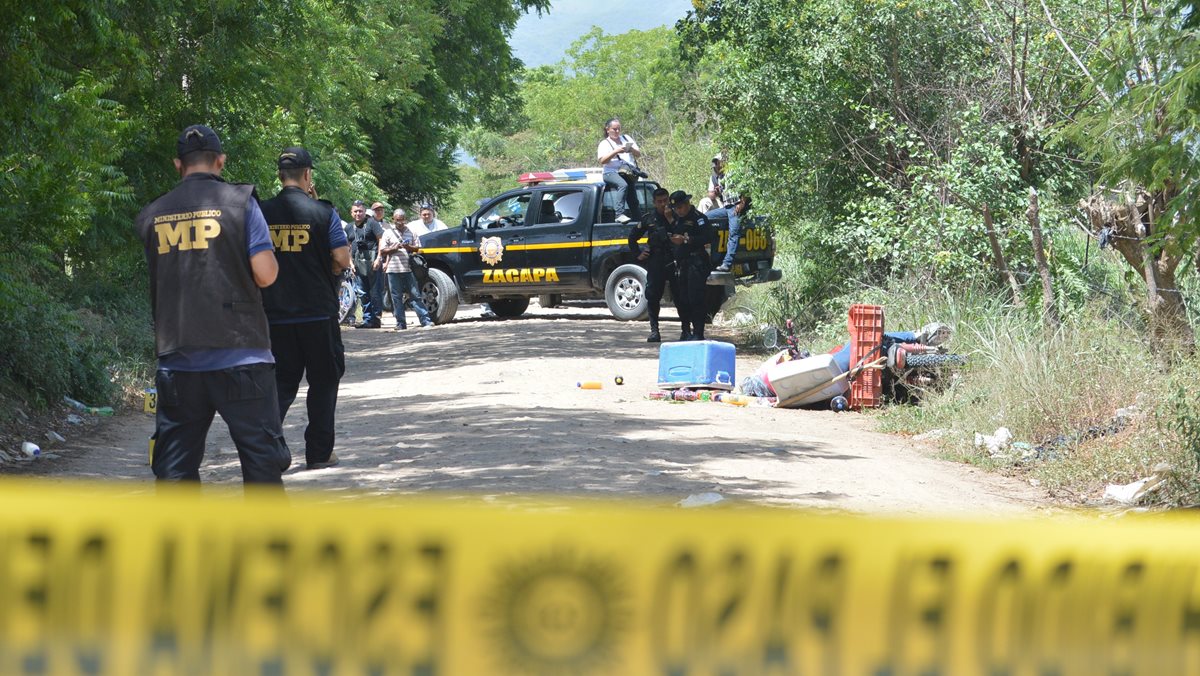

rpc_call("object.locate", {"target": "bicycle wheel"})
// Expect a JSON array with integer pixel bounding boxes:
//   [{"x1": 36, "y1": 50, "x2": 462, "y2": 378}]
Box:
[{"x1": 760, "y1": 325, "x2": 784, "y2": 350}]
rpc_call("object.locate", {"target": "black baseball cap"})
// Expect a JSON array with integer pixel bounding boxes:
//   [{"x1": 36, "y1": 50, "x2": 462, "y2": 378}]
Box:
[
  {"x1": 177, "y1": 124, "x2": 222, "y2": 158},
  {"x1": 669, "y1": 190, "x2": 692, "y2": 205},
  {"x1": 277, "y1": 146, "x2": 313, "y2": 169}
]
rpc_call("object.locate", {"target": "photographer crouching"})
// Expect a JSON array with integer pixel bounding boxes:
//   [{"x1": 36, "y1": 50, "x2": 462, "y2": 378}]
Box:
[{"x1": 597, "y1": 117, "x2": 645, "y2": 223}]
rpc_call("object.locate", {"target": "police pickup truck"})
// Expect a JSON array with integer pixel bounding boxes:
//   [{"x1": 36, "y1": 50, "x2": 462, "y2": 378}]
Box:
[{"x1": 415, "y1": 172, "x2": 781, "y2": 324}]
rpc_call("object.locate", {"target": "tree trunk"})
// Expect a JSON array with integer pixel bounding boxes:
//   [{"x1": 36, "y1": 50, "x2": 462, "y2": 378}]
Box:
[
  {"x1": 1026, "y1": 188, "x2": 1058, "y2": 326},
  {"x1": 983, "y1": 203, "x2": 1022, "y2": 304},
  {"x1": 1138, "y1": 191, "x2": 1195, "y2": 356},
  {"x1": 1078, "y1": 186, "x2": 1195, "y2": 357}
]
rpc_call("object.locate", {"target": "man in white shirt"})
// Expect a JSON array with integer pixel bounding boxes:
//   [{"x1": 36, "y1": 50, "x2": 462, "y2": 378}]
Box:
[
  {"x1": 406, "y1": 204, "x2": 447, "y2": 236},
  {"x1": 379, "y1": 209, "x2": 434, "y2": 329},
  {"x1": 697, "y1": 188, "x2": 719, "y2": 214},
  {"x1": 596, "y1": 117, "x2": 642, "y2": 223}
]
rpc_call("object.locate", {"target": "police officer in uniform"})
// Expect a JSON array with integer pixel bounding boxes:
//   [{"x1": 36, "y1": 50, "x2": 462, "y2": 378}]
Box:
[
  {"x1": 134, "y1": 124, "x2": 291, "y2": 485},
  {"x1": 259, "y1": 147, "x2": 351, "y2": 470},
  {"x1": 346, "y1": 200, "x2": 385, "y2": 328},
  {"x1": 668, "y1": 190, "x2": 716, "y2": 341},
  {"x1": 627, "y1": 187, "x2": 673, "y2": 342}
]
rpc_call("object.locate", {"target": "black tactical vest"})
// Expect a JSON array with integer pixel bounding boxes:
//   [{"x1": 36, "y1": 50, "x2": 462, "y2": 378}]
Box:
[
  {"x1": 258, "y1": 187, "x2": 339, "y2": 321},
  {"x1": 134, "y1": 173, "x2": 270, "y2": 357}
]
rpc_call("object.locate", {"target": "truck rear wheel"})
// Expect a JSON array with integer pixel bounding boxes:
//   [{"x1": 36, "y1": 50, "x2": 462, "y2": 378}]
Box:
[
  {"x1": 421, "y1": 268, "x2": 459, "y2": 325},
  {"x1": 605, "y1": 264, "x2": 648, "y2": 321},
  {"x1": 489, "y1": 297, "x2": 530, "y2": 318}
]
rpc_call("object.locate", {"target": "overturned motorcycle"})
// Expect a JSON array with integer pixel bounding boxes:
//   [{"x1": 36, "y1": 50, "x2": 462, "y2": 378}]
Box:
[{"x1": 741, "y1": 320, "x2": 965, "y2": 409}]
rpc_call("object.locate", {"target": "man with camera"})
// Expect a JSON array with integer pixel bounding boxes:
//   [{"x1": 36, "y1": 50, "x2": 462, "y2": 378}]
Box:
[
  {"x1": 627, "y1": 187, "x2": 673, "y2": 342},
  {"x1": 707, "y1": 153, "x2": 751, "y2": 273},
  {"x1": 134, "y1": 124, "x2": 290, "y2": 485},
  {"x1": 345, "y1": 199, "x2": 385, "y2": 328},
  {"x1": 259, "y1": 147, "x2": 351, "y2": 471},
  {"x1": 597, "y1": 117, "x2": 644, "y2": 224},
  {"x1": 379, "y1": 208, "x2": 435, "y2": 330}
]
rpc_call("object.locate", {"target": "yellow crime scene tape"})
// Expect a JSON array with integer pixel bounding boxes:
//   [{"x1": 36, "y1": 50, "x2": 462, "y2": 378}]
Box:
[{"x1": 0, "y1": 480, "x2": 1198, "y2": 675}]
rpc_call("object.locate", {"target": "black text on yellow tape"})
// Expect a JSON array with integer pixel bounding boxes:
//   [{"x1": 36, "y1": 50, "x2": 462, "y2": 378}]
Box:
[{"x1": 0, "y1": 482, "x2": 1198, "y2": 674}]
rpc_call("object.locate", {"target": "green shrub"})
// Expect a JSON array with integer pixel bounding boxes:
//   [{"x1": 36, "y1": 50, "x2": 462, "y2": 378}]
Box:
[{"x1": 0, "y1": 259, "x2": 153, "y2": 410}]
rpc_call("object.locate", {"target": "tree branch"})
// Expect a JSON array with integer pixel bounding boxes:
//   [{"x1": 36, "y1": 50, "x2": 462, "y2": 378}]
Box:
[{"x1": 1038, "y1": 0, "x2": 1114, "y2": 103}]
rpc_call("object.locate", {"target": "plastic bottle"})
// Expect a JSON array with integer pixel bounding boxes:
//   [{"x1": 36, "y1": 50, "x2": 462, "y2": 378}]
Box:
[
  {"x1": 577, "y1": 381, "x2": 603, "y2": 390},
  {"x1": 647, "y1": 390, "x2": 673, "y2": 400},
  {"x1": 830, "y1": 396, "x2": 849, "y2": 412},
  {"x1": 671, "y1": 389, "x2": 699, "y2": 402},
  {"x1": 20, "y1": 442, "x2": 41, "y2": 458},
  {"x1": 716, "y1": 393, "x2": 750, "y2": 407},
  {"x1": 63, "y1": 396, "x2": 115, "y2": 416}
]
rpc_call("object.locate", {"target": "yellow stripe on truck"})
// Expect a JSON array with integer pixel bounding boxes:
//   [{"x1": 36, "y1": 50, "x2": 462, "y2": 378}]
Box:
[
  {"x1": 423, "y1": 238, "x2": 639, "y2": 255},
  {"x1": 0, "y1": 480, "x2": 1198, "y2": 674}
]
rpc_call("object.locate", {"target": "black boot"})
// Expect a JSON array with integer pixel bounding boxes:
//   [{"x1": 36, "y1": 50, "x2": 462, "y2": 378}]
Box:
[{"x1": 647, "y1": 330, "x2": 661, "y2": 343}]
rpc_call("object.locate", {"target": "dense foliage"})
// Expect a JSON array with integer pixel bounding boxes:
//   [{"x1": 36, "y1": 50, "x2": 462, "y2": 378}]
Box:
[
  {"x1": 446, "y1": 27, "x2": 716, "y2": 220},
  {"x1": 0, "y1": 0, "x2": 544, "y2": 407},
  {"x1": 678, "y1": 0, "x2": 1198, "y2": 340}
]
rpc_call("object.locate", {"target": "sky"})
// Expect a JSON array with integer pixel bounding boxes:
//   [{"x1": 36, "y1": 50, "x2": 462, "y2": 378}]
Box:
[
  {"x1": 509, "y1": 0, "x2": 695, "y2": 68},
  {"x1": 457, "y1": 0, "x2": 693, "y2": 166}
]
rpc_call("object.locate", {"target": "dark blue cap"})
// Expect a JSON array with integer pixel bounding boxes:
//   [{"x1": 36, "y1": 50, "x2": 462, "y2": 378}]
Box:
[
  {"x1": 277, "y1": 146, "x2": 313, "y2": 169},
  {"x1": 177, "y1": 124, "x2": 223, "y2": 158}
]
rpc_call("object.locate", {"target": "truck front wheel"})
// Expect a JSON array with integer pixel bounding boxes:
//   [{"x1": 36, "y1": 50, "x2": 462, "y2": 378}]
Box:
[
  {"x1": 605, "y1": 264, "x2": 649, "y2": 321},
  {"x1": 489, "y1": 297, "x2": 530, "y2": 318},
  {"x1": 421, "y1": 268, "x2": 460, "y2": 325}
]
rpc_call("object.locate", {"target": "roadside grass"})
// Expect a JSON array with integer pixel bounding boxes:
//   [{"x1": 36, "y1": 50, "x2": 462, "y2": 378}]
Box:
[{"x1": 728, "y1": 263, "x2": 1200, "y2": 508}]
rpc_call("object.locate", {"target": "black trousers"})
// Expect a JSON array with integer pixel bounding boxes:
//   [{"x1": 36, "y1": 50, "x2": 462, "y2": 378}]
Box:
[
  {"x1": 645, "y1": 261, "x2": 667, "y2": 330},
  {"x1": 674, "y1": 257, "x2": 710, "y2": 337},
  {"x1": 270, "y1": 319, "x2": 345, "y2": 466},
  {"x1": 152, "y1": 363, "x2": 291, "y2": 484}
]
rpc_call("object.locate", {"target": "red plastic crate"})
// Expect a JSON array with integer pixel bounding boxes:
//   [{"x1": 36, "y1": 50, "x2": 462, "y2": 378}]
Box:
[{"x1": 847, "y1": 304, "x2": 885, "y2": 409}]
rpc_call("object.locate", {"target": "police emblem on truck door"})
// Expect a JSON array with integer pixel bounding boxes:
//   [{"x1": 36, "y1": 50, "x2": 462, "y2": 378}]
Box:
[{"x1": 480, "y1": 236, "x2": 504, "y2": 266}]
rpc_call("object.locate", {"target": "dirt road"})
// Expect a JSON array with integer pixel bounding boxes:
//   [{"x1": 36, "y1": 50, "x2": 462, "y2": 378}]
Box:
[{"x1": 3, "y1": 303, "x2": 1046, "y2": 514}]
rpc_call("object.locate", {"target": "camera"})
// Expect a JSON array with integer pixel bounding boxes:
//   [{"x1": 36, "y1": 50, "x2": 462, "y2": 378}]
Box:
[{"x1": 617, "y1": 161, "x2": 648, "y2": 179}]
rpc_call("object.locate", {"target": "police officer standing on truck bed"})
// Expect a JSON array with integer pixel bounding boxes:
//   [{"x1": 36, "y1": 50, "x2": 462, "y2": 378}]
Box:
[
  {"x1": 134, "y1": 124, "x2": 291, "y2": 485},
  {"x1": 668, "y1": 190, "x2": 715, "y2": 341},
  {"x1": 628, "y1": 187, "x2": 673, "y2": 343},
  {"x1": 259, "y1": 147, "x2": 351, "y2": 470}
]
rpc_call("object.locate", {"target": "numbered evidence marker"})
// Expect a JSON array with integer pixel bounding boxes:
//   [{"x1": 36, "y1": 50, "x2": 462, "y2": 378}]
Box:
[{"x1": 144, "y1": 388, "x2": 157, "y2": 414}]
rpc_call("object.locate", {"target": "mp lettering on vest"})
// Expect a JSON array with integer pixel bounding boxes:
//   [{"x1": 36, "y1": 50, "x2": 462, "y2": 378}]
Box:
[{"x1": 155, "y1": 218, "x2": 222, "y2": 254}]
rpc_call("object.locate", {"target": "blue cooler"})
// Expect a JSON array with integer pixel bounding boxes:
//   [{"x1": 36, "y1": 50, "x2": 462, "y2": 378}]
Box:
[{"x1": 657, "y1": 341, "x2": 736, "y2": 390}]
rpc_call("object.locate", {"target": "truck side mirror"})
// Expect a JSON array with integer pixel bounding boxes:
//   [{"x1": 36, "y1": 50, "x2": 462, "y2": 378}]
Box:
[{"x1": 461, "y1": 216, "x2": 473, "y2": 233}]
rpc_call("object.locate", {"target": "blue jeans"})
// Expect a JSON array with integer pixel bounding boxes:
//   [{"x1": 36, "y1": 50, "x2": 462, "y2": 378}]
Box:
[
  {"x1": 603, "y1": 171, "x2": 639, "y2": 220},
  {"x1": 386, "y1": 271, "x2": 433, "y2": 328},
  {"x1": 353, "y1": 253, "x2": 384, "y2": 324},
  {"x1": 706, "y1": 207, "x2": 740, "y2": 268},
  {"x1": 368, "y1": 267, "x2": 385, "y2": 323}
]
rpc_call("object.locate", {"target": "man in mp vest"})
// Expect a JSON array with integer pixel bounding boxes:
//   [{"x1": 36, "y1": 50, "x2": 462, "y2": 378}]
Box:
[
  {"x1": 134, "y1": 124, "x2": 291, "y2": 485},
  {"x1": 259, "y1": 147, "x2": 351, "y2": 470}
]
